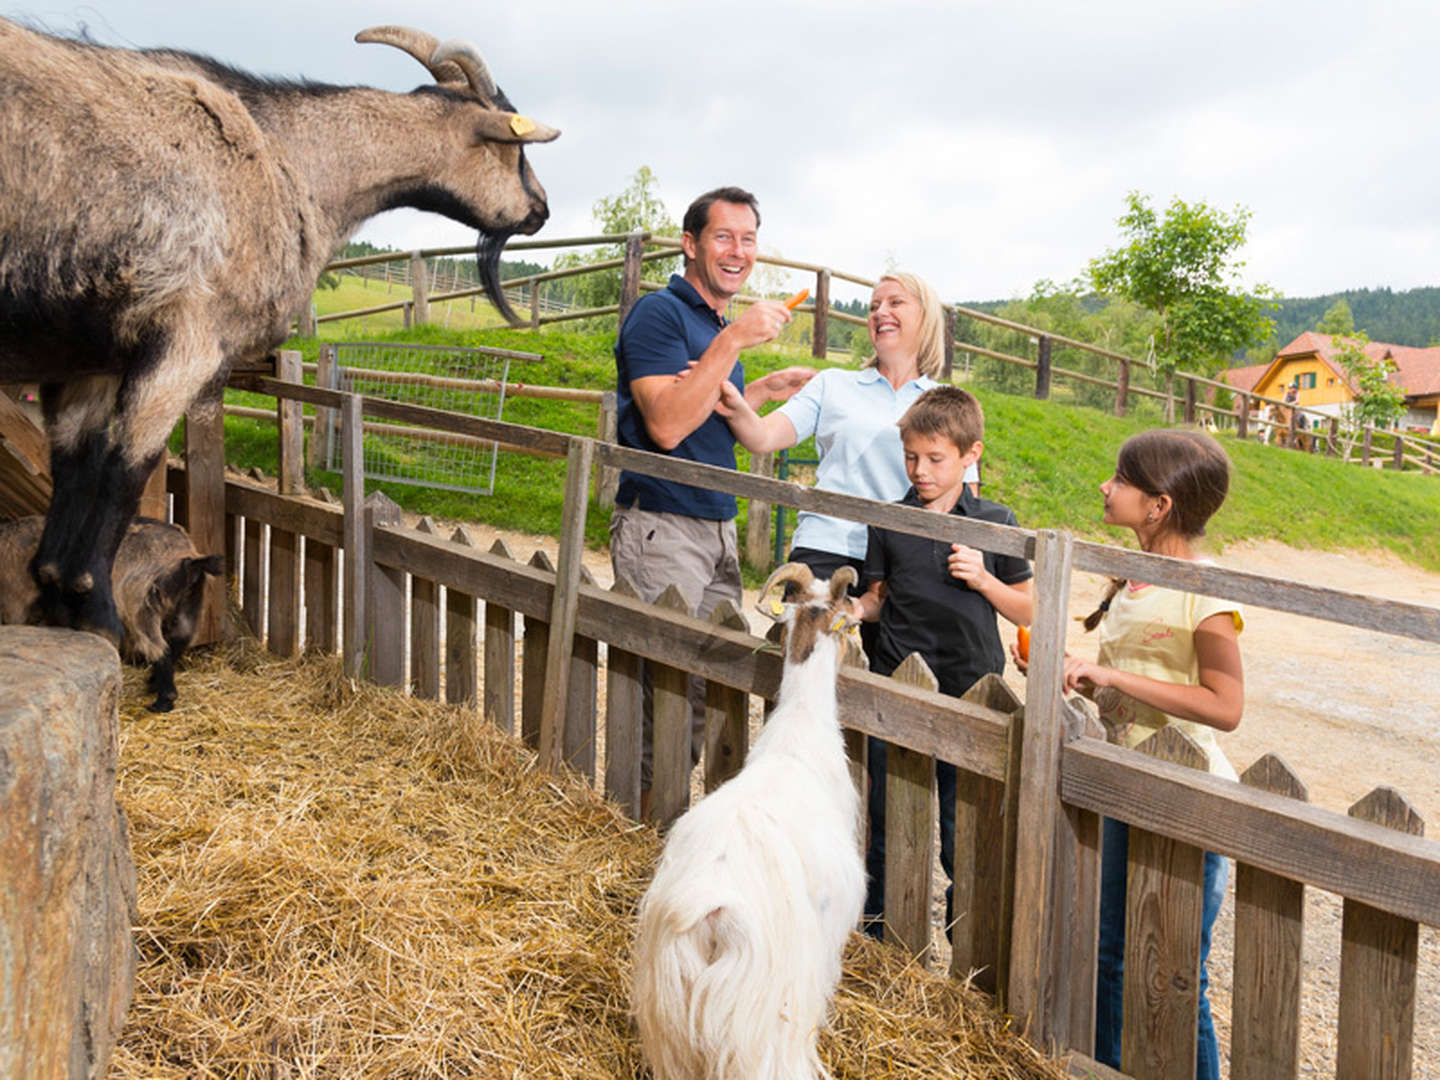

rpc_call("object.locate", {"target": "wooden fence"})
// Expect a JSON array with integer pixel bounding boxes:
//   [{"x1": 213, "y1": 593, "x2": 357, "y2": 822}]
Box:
[
  {"x1": 311, "y1": 234, "x2": 1440, "y2": 478},
  {"x1": 160, "y1": 356, "x2": 1440, "y2": 1079}
]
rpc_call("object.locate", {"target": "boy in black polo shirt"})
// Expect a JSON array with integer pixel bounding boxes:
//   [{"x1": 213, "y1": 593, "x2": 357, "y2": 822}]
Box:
[{"x1": 852, "y1": 385, "x2": 1033, "y2": 939}]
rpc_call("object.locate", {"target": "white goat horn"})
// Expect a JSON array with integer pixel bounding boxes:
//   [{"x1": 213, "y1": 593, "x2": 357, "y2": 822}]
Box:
[
  {"x1": 354, "y1": 26, "x2": 466, "y2": 85},
  {"x1": 430, "y1": 39, "x2": 500, "y2": 102}
]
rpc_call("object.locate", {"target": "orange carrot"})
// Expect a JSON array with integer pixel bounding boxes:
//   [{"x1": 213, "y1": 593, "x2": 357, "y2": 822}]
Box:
[
  {"x1": 784, "y1": 288, "x2": 809, "y2": 310},
  {"x1": 1016, "y1": 625, "x2": 1031, "y2": 662}
]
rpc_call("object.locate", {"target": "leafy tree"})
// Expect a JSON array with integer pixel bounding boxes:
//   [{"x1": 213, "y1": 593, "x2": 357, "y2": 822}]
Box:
[
  {"x1": 1316, "y1": 299, "x2": 1355, "y2": 335},
  {"x1": 1088, "y1": 192, "x2": 1278, "y2": 379},
  {"x1": 1332, "y1": 330, "x2": 1406, "y2": 444},
  {"x1": 553, "y1": 166, "x2": 681, "y2": 314}
]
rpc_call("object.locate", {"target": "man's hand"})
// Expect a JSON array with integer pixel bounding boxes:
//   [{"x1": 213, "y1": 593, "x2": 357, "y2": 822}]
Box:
[
  {"x1": 726, "y1": 300, "x2": 792, "y2": 350},
  {"x1": 745, "y1": 365, "x2": 817, "y2": 408}
]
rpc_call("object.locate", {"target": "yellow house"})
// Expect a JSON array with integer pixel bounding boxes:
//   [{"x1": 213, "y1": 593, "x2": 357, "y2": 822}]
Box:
[{"x1": 1222, "y1": 331, "x2": 1440, "y2": 431}]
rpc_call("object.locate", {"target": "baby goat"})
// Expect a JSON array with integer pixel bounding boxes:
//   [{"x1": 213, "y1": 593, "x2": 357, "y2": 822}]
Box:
[
  {"x1": 0, "y1": 515, "x2": 221, "y2": 712},
  {"x1": 632, "y1": 563, "x2": 866, "y2": 1080}
]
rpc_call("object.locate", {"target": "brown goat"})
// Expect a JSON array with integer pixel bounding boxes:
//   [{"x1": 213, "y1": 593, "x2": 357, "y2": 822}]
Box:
[
  {"x1": 0, "y1": 21, "x2": 557, "y2": 642},
  {"x1": 0, "y1": 516, "x2": 221, "y2": 712}
]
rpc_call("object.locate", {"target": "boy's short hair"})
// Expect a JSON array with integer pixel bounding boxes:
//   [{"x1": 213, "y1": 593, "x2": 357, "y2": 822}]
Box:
[{"x1": 898, "y1": 386, "x2": 984, "y2": 451}]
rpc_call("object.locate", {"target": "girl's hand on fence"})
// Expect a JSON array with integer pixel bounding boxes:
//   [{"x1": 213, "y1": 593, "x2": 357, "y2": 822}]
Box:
[
  {"x1": 714, "y1": 378, "x2": 744, "y2": 418},
  {"x1": 1062, "y1": 655, "x2": 1105, "y2": 698}
]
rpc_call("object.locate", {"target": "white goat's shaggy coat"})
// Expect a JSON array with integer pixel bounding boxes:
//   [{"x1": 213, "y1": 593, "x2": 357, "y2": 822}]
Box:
[{"x1": 632, "y1": 569, "x2": 865, "y2": 1080}]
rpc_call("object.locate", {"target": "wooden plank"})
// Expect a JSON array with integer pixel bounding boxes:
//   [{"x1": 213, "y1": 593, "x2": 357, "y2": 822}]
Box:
[
  {"x1": 1052, "y1": 698, "x2": 1104, "y2": 1057},
  {"x1": 444, "y1": 525, "x2": 479, "y2": 707},
  {"x1": 1336, "y1": 787, "x2": 1422, "y2": 1079},
  {"x1": 885, "y1": 653, "x2": 939, "y2": 961},
  {"x1": 812, "y1": 267, "x2": 830, "y2": 361},
  {"x1": 242, "y1": 517, "x2": 264, "y2": 640},
  {"x1": 704, "y1": 600, "x2": 750, "y2": 793},
  {"x1": 603, "y1": 576, "x2": 644, "y2": 819},
  {"x1": 410, "y1": 517, "x2": 441, "y2": 700},
  {"x1": 538, "y1": 438, "x2": 592, "y2": 774},
  {"x1": 183, "y1": 392, "x2": 227, "y2": 645},
  {"x1": 266, "y1": 520, "x2": 300, "y2": 657},
  {"x1": 744, "y1": 451, "x2": 773, "y2": 570},
  {"x1": 1232, "y1": 752, "x2": 1308, "y2": 1080},
  {"x1": 1034, "y1": 334, "x2": 1053, "y2": 399},
  {"x1": 226, "y1": 481, "x2": 345, "y2": 545},
  {"x1": 650, "y1": 585, "x2": 693, "y2": 829},
  {"x1": 520, "y1": 549, "x2": 554, "y2": 751},
  {"x1": 366, "y1": 494, "x2": 406, "y2": 689},
  {"x1": 593, "y1": 389, "x2": 619, "y2": 510},
  {"x1": 341, "y1": 394, "x2": 366, "y2": 679},
  {"x1": 951, "y1": 674, "x2": 1022, "y2": 990},
  {"x1": 138, "y1": 454, "x2": 169, "y2": 521},
  {"x1": 304, "y1": 492, "x2": 339, "y2": 655},
  {"x1": 483, "y1": 538, "x2": 516, "y2": 734},
  {"x1": 276, "y1": 350, "x2": 305, "y2": 495},
  {"x1": 1061, "y1": 739, "x2": 1440, "y2": 928},
  {"x1": 308, "y1": 343, "x2": 336, "y2": 471},
  {"x1": 1006, "y1": 529, "x2": 1074, "y2": 1038},
  {"x1": 1121, "y1": 727, "x2": 1209, "y2": 1080},
  {"x1": 564, "y1": 566, "x2": 600, "y2": 783}
]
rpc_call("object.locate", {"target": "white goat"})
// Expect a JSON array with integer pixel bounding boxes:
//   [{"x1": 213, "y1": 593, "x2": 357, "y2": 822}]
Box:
[{"x1": 632, "y1": 563, "x2": 866, "y2": 1080}]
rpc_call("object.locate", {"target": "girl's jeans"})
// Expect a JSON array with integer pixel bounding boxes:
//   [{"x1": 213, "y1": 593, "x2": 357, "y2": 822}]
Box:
[{"x1": 1095, "y1": 817, "x2": 1227, "y2": 1080}]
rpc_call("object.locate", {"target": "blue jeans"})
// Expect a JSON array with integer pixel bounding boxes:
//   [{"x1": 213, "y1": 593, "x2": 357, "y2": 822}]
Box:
[
  {"x1": 1095, "y1": 818, "x2": 1227, "y2": 1080},
  {"x1": 863, "y1": 739, "x2": 957, "y2": 939}
]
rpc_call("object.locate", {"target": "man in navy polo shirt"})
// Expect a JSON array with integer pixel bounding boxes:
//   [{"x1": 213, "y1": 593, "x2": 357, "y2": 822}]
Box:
[{"x1": 610, "y1": 185, "x2": 815, "y2": 818}]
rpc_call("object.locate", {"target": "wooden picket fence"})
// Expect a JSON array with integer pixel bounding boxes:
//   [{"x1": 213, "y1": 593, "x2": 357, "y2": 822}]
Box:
[{"x1": 145, "y1": 354, "x2": 1440, "y2": 1079}]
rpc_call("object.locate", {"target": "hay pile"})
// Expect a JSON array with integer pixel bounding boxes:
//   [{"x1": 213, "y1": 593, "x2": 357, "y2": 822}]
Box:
[{"x1": 111, "y1": 644, "x2": 1069, "y2": 1079}]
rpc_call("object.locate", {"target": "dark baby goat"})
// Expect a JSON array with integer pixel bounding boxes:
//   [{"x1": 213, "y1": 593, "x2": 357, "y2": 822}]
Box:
[{"x1": 0, "y1": 516, "x2": 221, "y2": 712}]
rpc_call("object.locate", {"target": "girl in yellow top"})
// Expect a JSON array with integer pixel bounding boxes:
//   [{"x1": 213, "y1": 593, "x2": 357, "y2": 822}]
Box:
[{"x1": 1064, "y1": 428, "x2": 1242, "y2": 1080}]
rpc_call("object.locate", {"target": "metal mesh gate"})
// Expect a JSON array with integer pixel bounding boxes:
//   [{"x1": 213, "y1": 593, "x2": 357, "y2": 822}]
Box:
[{"x1": 322, "y1": 342, "x2": 535, "y2": 495}]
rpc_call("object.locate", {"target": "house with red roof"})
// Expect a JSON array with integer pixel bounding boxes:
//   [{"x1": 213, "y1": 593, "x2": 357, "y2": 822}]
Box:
[{"x1": 1220, "y1": 331, "x2": 1440, "y2": 431}]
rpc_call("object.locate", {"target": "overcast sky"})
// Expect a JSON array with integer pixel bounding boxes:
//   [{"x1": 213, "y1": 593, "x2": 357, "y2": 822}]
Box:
[{"x1": 11, "y1": 1, "x2": 1438, "y2": 309}]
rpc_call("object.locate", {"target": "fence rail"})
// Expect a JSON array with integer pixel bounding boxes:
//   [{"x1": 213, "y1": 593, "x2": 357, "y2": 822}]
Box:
[
  {"x1": 190, "y1": 361, "x2": 1440, "y2": 1076},
  {"x1": 311, "y1": 235, "x2": 1440, "y2": 477}
]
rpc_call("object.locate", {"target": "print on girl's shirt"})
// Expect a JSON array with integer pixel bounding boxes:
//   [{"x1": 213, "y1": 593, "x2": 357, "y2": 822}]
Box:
[{"x1": 1142, "y1": 619, "x2": 1176, "y2": 645}]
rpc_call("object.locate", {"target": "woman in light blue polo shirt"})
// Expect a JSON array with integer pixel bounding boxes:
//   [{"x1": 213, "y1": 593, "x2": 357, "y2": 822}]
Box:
[{"x1": 718, "y1": 270, "x2": 979, "y2": 584}]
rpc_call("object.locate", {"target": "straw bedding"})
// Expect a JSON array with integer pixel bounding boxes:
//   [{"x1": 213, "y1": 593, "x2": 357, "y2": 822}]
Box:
[{"x1": 110, "y1": 643, "x2": 1068, "y2": 1078}]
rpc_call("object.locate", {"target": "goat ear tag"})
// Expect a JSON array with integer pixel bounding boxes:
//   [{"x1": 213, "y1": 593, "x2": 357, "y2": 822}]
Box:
[
  {"x1": 509, "y1": 114, "x2": 536, "y2": 137},
  {"x1": 769, "y1": 598, "x2": 785, "y2": 617}
]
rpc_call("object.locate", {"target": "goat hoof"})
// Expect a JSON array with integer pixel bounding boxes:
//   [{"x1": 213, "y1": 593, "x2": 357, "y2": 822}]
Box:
[
  {"x1": 147, "y1": 697, "x2": 175, "y2": 714},
  {"x1": 36, "y1": 561, "x2": 62, "y2": 585}
]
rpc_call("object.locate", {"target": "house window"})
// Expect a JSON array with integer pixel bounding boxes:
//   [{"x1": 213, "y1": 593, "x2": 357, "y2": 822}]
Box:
[
  {"x1": 1327, "y1": 377, "x2": 1336, "y2": 386},
  {"x1": 1294, "y1": 372, "x2": 1317, "y2": 389}
]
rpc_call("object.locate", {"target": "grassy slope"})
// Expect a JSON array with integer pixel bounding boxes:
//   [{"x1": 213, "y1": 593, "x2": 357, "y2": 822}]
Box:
[{"x1": 215, "y1": 317, "x2": 1440, "y2": 573}]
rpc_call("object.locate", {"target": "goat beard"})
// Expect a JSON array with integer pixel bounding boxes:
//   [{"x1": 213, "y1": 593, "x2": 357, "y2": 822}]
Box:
[{"x1": 476, "y1": 229, "x2": 523, "y2": 326}]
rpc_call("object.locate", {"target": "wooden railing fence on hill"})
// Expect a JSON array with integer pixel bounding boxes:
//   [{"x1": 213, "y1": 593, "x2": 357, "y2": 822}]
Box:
[
  {"x1": 146, "y1": 352, "x2": 1440, "y2": 1079},
  {"x1": 311, "y1": 234, "x2": 1440, "y2": 478}
]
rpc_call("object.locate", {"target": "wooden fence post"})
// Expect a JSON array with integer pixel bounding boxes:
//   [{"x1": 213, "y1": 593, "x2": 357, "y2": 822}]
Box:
[
  {"x1": 1006, "y1": 528, "x2": 1073, "y2": 1043},
  {"x1": 310, "y1": 343, "x2": 337, "y2": 471},
  {"x1": 884, "y1": 653, "x2": 940, "y2": 961},
  {"x1": 242, "y1": 516, "x2": 264, "y2": 641},
  {"x1": 745, "y1": 452, "x2": 773, "y2": 571},
  {"x1": 603, "y1": 576, "x2": 644, "y2": 819},
  {"x1": 341, "y1": 393, "x2": 367, "y2": 679},
  {"x1": 484, "y1": 538, "x2": 517, "y2": 734},
  {"x1": 1236, "y1": 393, "x2": 1250, "y2": 440},
  {"x1": 1183, "y1": 377, "x2": 1197, "y2": 425},
  {"x1": 1361, "y1": 426, "x2": 1373, "y2": 467},
  {"x1": 538, "y1": 438, "x2": 593, "y2": 775},
  {"x1": 1123, "y1": 727, "x2": 1209, "y2": 1080},
  {"x1": 138, "y1": 455, "x2": 168, "y2": 521},
  {"x1": 365, "y1": 491, "x2": 406, "y2": 689},
  {"x1": 1327, "y1": 416, "x2": 1340, "y2": 457},
  {"x1": 305, "y1": 488, "x2": 339, "y2": 654},
  {"x1": 183, "y1": 389, "x2": 227, "y2": 646},
  {"x1": 812, "y1": 268, "x2": 830, "y2": 360},
  {"x1": 1392, "y1": 432, "x2": 1405, "y2": 471},
  {"x1": 562, "y1": 566, "x2": 601, "y2": 782},
  {"x1": 1115, "y1": 359, "x2": 1130, "y2": 418},
  {"x1": 1232, "y1": 753, "x2": 1308, "y2": 1079},
  {"x1": 650, "y1": 585, "x2": 693, "y2": 828},
  {"x1": 520, "y1": 550, "x2": 553, "y2": 750},
  {"x1": 1337, "y1": 787, "x2": 1422, "y2": 1078},
  {"x1": 618, "y1": 229, "x2": 647, "y2": 329},
  {"x1": 410, "y1": 517, "x2": 441, "y2": 699},
  {"x1": 530, "y1": 280, "x2": 541, "y2": 332},
  {"x1": 703, "y1": 600, "x2": 750, "y2": 793},
  {"x1": 1034, "y1": 335, "x2": 1053, "y2": 400},
  {"x1": 444, "y1": 525, "x2": 479, "y2": 707},
  {"x1": 943, "y1": 306, "x2": 957, "y2": 383},
  {"x1": 266, "y1": 351, "x2": 304, "y2": 658},
  {"x1": 594, "y1": 390, "x2": 619, "y2": 510},
  {"x1": 409, "y1": 251, "x2": 429, "y2": 325}
]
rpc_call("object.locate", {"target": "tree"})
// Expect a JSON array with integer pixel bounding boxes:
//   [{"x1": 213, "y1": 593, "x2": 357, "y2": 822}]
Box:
[
  {"x1": 1317, "y1": 298, "x2": 1355, "y2": 335},
  {"x1": 553, "y1": 166, "x2": 681, "y2": 315},
  {"x1": 1332, "y1": 330, "x2": 1406, "y2": 448},
  {"x1": 1088, "y1": 192, "x2": 1279, "y2": 379}
]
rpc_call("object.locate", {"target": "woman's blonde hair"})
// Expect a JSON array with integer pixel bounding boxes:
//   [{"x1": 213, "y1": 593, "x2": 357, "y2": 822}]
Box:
[{"x1": 864, "y1": 271, "x2": 946, "y2": 379}]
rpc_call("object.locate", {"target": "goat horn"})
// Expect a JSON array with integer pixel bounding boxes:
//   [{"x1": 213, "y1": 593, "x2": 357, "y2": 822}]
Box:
[
  {"x1": 758, "y1": 562, "x2": 815, "y2": 614},
  {"x1": 355, "y1": 26, "x2": 466, "y2": 85},
  {"x1": 828, "y1": 565, "x2": 857, "y2": 603},
  {"x1": 430, "y1": 39, "x2": 500, "y2": 102}
]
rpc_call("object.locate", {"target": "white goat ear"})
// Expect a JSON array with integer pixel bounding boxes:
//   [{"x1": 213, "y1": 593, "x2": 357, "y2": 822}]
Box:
[{"x1": 472, "y1": 111, "x2": 561, "y2": 144}]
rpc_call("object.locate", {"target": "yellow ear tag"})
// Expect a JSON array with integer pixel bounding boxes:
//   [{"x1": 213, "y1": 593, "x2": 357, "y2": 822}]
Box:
[
  {"x1": 769, "y1": 598, "x2": 785, "y2": 617},
  {"x1": 830, "y1": 615, "x2": 848, "y2": 634},
  {"x1": 509, "y1": 114, "x2": 536, "y2": 137}
]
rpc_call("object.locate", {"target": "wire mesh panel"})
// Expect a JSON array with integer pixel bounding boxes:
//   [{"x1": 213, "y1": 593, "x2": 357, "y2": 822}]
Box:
[{"x1": 324, "y1": 342, "x2": 533, "y2": 495}]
